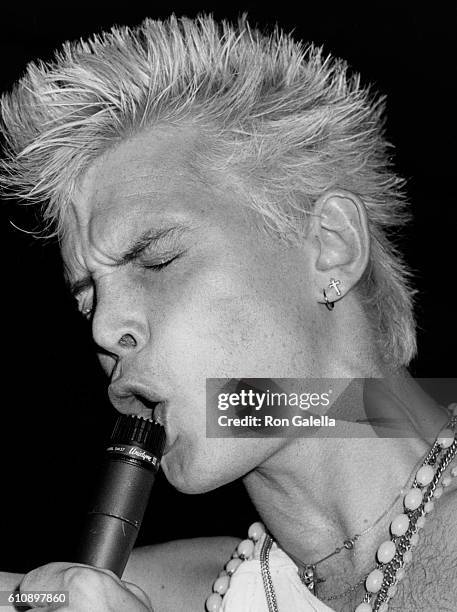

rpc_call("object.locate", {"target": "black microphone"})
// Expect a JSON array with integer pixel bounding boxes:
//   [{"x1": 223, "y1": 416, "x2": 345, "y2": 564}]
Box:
[{"x1": 75, "y1": 414, "x2": 166, "y2": 578}]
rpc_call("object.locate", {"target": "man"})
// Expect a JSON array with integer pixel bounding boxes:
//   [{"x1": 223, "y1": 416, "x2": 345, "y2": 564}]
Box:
[{"x1": 1, "y1": 15, "x2": 456, "y2": 612}]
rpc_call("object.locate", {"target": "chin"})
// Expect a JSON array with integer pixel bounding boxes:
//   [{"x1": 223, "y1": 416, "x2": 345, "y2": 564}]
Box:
[
  {"x1": 162, "y1": 461, "x2": 219, "y2": 494},
  {"x1": 161, "y1": 447, "x2": 236, "y2": 495}
]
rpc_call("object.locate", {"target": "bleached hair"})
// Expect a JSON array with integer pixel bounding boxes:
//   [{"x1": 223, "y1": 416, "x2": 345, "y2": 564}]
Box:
[{"x1": 0, "y1": 14, "x2": 417, "y2": 366}]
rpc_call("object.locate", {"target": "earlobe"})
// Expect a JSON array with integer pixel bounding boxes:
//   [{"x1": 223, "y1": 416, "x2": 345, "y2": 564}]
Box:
[{"x1": 312, "y1": 190, "x2": 370, "y2": 305}]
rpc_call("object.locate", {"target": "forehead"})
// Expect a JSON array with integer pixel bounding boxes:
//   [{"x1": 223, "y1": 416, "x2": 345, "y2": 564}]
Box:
[{"x1": 63, "y1": 126, "x2": 235, "y2": 256}]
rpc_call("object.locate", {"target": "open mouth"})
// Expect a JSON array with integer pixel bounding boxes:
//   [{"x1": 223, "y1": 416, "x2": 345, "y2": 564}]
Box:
[
  {"x1": 145, "y1": 398, "x2": 166, "y2": 426},
  {"x1": 136, "y1": 396, "x2": 161, "y2": 420},
  {"x1": 108, "y1": 382, "x2": 166, "y2": 417},
  {"x1": 107, "y1": 383, "x2": 173, "y2": 452}
]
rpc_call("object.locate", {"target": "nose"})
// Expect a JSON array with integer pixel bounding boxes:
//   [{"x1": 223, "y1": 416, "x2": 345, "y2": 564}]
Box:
[{"x1": 91, "y1": 275, "x2": 149, "y2": 361}]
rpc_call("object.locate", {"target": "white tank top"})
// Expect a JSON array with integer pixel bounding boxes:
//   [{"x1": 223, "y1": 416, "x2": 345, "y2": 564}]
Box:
[{"x1": 221, "y1": 533, "x2": 336, "y2": 611}]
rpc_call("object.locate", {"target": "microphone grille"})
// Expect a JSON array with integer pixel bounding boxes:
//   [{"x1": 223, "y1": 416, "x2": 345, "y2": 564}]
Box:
[{"x1": 110, "y1": 414, "x2": 166, "y2": 458}]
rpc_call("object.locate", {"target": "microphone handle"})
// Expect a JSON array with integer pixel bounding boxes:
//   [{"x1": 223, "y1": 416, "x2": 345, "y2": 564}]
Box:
[
  {"x1": 75, "y1": 456, "x2": 156, "y2": 578},
  {"x1": 74, "y1": 415, "x2": 166, "y2": 579}
]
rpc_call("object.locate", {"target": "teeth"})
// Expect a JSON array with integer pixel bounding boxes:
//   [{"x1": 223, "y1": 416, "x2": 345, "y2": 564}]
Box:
[{"x1": 130, "y1": 414, "x2": 154, "y2": 423}]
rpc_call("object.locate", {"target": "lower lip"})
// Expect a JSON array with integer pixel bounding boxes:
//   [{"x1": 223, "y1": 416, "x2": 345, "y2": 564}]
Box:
[
  {"x1": 151, "y1": 402, "x2": 174, "y2": 456},
  {"x1": 162, "y1": 429, "x2": 180, "y2": 457}
]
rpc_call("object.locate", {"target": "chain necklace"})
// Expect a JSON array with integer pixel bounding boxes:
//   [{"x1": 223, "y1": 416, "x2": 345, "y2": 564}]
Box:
[
  {"x1": 284, "y1": 447, "x2": 428, "y2": 601},
  {"x1": 258, "y1": 408, "x2": 457, "y2": 612},
  {"x1": 205, "y1": 405, "x2": 457, "y2": 612}
]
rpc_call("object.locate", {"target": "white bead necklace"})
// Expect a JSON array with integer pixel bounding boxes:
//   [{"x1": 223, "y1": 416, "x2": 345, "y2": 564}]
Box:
[{"x1": 205, "y1": 403, "x2": 457, "y2": 612}]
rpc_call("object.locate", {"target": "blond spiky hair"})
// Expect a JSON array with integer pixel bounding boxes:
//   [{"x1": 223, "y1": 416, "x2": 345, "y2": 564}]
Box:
[{"x1": 0, "y1": 14, "x2": 417, "y2": 366}]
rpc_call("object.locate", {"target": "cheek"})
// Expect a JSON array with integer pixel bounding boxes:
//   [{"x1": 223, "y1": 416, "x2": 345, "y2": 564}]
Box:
[
  {"x1": 148, "y1": 275, "x2": 310, "y2": 490},
  {"x1": 150, "y1": 267, "x2": 257, "y2": 364},
  {"x1": 155, "y1": 264, "x2": 315, "y2": 381},
  {"x1": 158, "y1": 289, "x2": 274, "y2": 379}
]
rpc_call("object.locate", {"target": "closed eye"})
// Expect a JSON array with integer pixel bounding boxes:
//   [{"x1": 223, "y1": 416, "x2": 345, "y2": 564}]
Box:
[{"x1": 140, "y1": 253, "x2": 183, "y2": 270}]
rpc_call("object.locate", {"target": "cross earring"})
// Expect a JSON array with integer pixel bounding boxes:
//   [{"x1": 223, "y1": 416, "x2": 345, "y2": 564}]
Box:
[
  {"x1": 328, "y1": 278, "x2": 341, "y2": 296},
  {"x1": 322, "y1": 278, "x2": 342, "y2": 311}
]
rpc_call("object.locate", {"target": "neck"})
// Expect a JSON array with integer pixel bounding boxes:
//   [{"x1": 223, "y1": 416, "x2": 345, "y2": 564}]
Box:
[{"x1": 243, "y1": 369, "x2": 450, "y2": 601}]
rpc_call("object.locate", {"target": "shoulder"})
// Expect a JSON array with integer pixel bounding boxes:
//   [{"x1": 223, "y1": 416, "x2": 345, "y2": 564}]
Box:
[
  {"x1": 392, "y1": 487, "x2": 457, "y2": 612},
  {"x1": 124, "y1": 536, "x2": 241, "y2": 612}
]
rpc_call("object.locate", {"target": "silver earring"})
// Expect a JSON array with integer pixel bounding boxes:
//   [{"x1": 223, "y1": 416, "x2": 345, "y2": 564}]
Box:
[
  {"x1": 323, "y1": 288, "x2": 334, "y2": 311},
  {"x1": 322, "y1": 279, "x2": 342, "y2": 311},
  {"x1": 328, "y1": 278, "x2": 342, "y2": 296}
]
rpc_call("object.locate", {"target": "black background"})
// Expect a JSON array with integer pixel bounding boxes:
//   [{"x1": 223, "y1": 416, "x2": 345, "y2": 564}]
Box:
[{"x1": 0, "y1": 3, "x2": 454, "y2": 574}]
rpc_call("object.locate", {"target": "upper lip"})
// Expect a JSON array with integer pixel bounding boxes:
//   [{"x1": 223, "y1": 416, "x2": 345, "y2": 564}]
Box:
[{"x1": 108, "y1": 381, "x2": 166, "y2": 421}]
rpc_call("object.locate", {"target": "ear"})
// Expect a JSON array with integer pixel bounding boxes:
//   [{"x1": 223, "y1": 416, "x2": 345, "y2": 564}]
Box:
[{"x1": 310, "y1": 190, "x2": 370, "y2": 305}]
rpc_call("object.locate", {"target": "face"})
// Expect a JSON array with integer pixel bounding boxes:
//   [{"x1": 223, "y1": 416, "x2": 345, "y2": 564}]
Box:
[{"x1": 62, "y1": 127, "x2": 325, "y2": 493}]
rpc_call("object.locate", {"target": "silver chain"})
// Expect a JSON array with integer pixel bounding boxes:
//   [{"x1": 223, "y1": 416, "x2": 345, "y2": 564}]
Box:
[
  {"x1": 259, "y1": 414, "x2": 457, "y2": 612},
  {"x1": 371, "y1": 431, "x2": 457, "y2": 612},
  {"x1": 260, "y1": 534, "x2": 279, "y2": 612},
  {"x1": 285, "y1": 445, "x2": 430, "y2": 601}
]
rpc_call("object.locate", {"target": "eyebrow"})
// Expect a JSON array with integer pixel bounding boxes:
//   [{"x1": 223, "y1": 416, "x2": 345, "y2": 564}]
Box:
[{"x1": 68, "y1": 224, "x2": 191, "y2": 298}]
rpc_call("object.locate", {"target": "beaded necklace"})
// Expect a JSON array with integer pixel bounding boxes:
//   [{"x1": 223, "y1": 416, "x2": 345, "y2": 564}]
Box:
[{"x1": 205, "y1": 403, "x2": 457, "y2": 612}]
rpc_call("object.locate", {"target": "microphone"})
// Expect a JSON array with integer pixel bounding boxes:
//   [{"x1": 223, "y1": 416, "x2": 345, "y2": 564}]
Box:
[{"x1": 75, "y1": 414, "x2": 166, "y2": 578}]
